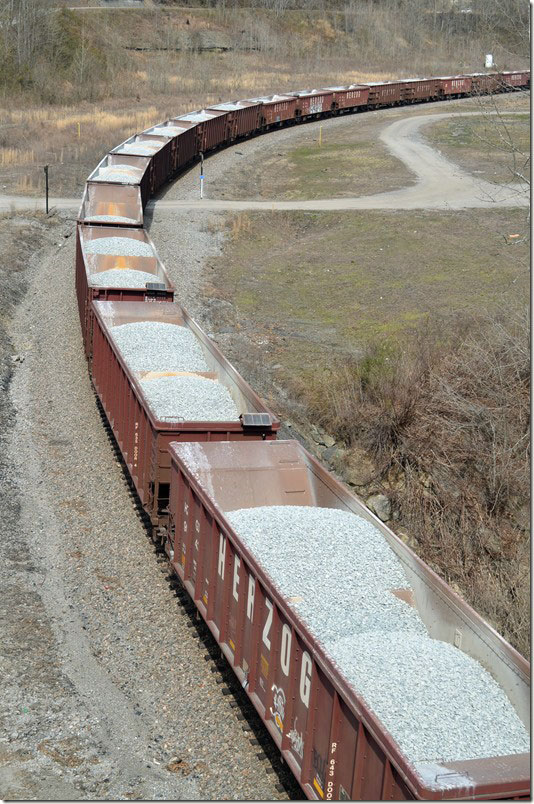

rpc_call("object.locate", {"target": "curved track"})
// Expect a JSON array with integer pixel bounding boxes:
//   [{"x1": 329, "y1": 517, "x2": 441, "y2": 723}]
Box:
[{"x1": 0, "y1": 109, "x2": 528, "y2": 214}]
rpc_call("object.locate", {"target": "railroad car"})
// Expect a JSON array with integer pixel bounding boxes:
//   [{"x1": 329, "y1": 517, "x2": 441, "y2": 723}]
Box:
[
  {"x1": 208, "y1": 100, "x2": 262, "y2": 140},
  {"x1": 160, "y1": 121, "x2": 198, "y2": 174},
  {"x1": 288, "y1": 89, "x2": 335, "y2": 118},
  {"x1": 500, "y1": 70, "x2": 530, "y2": 89},
  {"x1": 247, "y1": 94, "x2": 297, "y2": 127},
  {"x1": 469, "y1": 72, "x2": 501, "y2": 94},
  {"x1": 175, "y1": 109, "x2": 229, "y2": 153},
  {"x1": 78, "y1": 181, "x2": 144, "y2": 227},
  {"x1": 142, "y1": 121, "x2": 197, "y2": 182},
  {"x1": 436, "y1": 75, "x2": 472, "y2": 97},
  {"x1": 366, "y1": 81, "x2": 405, "y2": 106},
  {"x1": 91, "y1": 301, "x2": 280, "y2": 538},
  {"x1": 111, "y1": 133, "x2": 173, "y2": 196},
  {"x1": 325, "y1": 85, "x2": 369, "y2": 111},
  {"x1": 165, "y1": 439, "x2": 530, "y2": 801},
  {"x1": 75, "y1": 224, "x2": 174, "y2": 358},
  {"x1": 86, "y1": 153, "x2": 152, "y2": 208},
  {"x1": 400, "y1": 78, "x2": 439, "y2": 103}
]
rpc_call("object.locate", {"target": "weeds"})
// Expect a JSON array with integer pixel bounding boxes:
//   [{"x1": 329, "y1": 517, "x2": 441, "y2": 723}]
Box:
[{"x1": 294, "y1": 306, "x2": 530, "y2": 655}]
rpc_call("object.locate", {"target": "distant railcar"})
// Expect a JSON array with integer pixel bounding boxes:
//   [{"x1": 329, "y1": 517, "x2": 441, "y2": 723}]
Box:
[
  {"x1": 399, "y1": 78, "x2": 439, "y2": 102},
  {"x1": 438, "y1": 75, "x2": 472, "y2": 97},
  {"x1": 247, "y1": 94, "x2": 297, "y2": 127},
  {"x1": 365, "y1": 81, "x2": 404, "y2": 106},
  {"x1": 326, "y1": 84, "x2": 370, "y2": 110},
  {"x1": 208, "y1": 100, "x2": 262, "y2": 139},
  {"x1": 288, "y1": 89, "x2": 335, "y2": 117}
]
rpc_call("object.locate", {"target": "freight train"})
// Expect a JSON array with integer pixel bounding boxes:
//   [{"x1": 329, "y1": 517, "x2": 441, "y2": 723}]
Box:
[{"x1": 75, "y1": 71, "x2": 531, "y2": 800}]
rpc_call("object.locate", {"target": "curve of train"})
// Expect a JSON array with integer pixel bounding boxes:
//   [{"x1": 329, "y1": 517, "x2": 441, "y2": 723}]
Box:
[{"x1": 75, "y1": 71, "x2": 531, "y2": 801}]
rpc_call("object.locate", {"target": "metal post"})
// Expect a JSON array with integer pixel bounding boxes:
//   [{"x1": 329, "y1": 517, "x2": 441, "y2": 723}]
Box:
[
  {"x1": 44, "y1": 165, "x2": 49, "y2": 214},
  {"x1": 199, "y1": 151, "x2": 204, "y2": 199}
]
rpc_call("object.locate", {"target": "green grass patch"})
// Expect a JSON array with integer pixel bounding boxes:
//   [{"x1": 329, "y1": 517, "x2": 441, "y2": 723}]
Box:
[
  {"x1": 426, "y1": 114, "x2": 530, "y2": 184},
  {"x1": 216, "y1": 208, "x2": 529, "y2": 376}
]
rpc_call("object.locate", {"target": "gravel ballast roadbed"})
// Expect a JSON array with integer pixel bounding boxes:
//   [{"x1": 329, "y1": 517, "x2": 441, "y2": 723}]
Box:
[
  {"x1": 111, "y1": 321, "x2": 209, "y2": 372},
  {"x1": 226, "y1": 505, "x2": 529, "y2": 765},
  {"x1": 84, "y1": 237, "x2": 154, "y2": 258},
  {"x1": 140, "y1": 375, "x2": 239, "y2": 421},
  {"x1": 89, "y1": 269, "x2": 160, "y2": 288}
]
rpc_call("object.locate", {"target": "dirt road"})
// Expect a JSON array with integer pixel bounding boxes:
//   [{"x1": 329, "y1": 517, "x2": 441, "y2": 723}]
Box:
[{"x1": 1, "y1": 108, "x2": 527, "y2": 215}]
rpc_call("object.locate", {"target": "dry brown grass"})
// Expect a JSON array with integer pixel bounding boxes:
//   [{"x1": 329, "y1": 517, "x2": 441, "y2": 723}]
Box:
[
  {"x1": 0, "y1": 148, "x2": 34, "y2": 167},
  {"x1": 294, "y1": 305, "x2": 530, "y2": 656}
]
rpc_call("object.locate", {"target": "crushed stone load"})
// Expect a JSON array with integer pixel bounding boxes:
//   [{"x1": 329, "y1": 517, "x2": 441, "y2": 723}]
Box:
[
  {"x1": 226, "y1": 506, "x2": 424, "y2": 641},
  {"x1": 91, "y1": 166, "x2": 142, "y2": 184},
  {"x1": 225, "y1": 505, "x2": 529, "y2": 764},
  {"x1": 148, "y1": 125, "x2": 184, "y2": 137},
  {"x1": 110, "y1": 321, "x2": 209, "y2": 373},
  {"x1": 84, "y1": 237, "x2": 154, "y2": 258},
  {"x1": 139, "y1": 375, "x2": 239, "y2": 421},
  {"x1": 328, "y1": 631, "x2": 530, "y2": 764},
  {"x1": 88, "y1": 215, "x2": 138, "y2": 224},
  {"x1": 89, "y1": 269, "x2": 160, "y2": 288},
  {"x1": 115, "y1": 141, "x2": 161, "y2": 155}
]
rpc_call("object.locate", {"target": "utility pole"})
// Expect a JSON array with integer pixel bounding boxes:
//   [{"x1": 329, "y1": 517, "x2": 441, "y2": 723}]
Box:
[{"x1": 44, "y1": 165, "x2": 49, "y2": 214}]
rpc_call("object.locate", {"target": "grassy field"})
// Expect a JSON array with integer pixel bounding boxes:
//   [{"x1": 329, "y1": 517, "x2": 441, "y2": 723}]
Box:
[
  {"x1": 216, "y1": 207, "x2": 529, "y2": 380},
  {"x1": 427, "y1": 107, "x2": 530, "y2": 185}
]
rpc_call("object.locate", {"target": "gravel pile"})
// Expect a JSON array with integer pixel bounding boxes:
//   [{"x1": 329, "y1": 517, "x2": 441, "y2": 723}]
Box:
[
  {"x1": 84, "y1": 237, "x2": 154, "y2": 258},
  {"x1": 89, "y1": 269, "x2": 160, "y2": 288},
  {"x1": 116, "y1": 142, "x2": 161, "y2": 155},
  {"x1": 111, "y1": 321, "x2": 209, "y2": 372},
  {"x1": 226, "y1": 506, "x2": 423, "y2": 643},
  {"x1": 92, "y1": 167, "x2": 142, "y2": 184},
  {"x1": 88, "y1": 215, "x2": 139, "y2": 224},
  {"x1": 328, "y1": 631, "x2": 530, "y2": 764},
  {"x1": 225, "y1": 505, "x2": 529, "y2": 764},
  {"x1": 148, "y1": 126, "x2": 184, "y2": 137},
  {"x1": 140, "y1": 375, "x2": 239, "y2": 421}
]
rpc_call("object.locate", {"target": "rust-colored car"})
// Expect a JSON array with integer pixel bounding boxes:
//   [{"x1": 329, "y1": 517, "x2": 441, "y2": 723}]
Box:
[
  {"x1": 78, "y1": 182, "x2": 144, "y2": 227},
  {"x1": 438, "y1": 75, "x2": 473, "y2": 96},
  {"x1": 208, "y1": 100, "x2": 262, "y2": 139},
  {"x1": 75, "y1": 224, "x2": 174, "y2": 359},
  {"x1": 91, "y1": 301, "x2": 280, "y2": 538},
  {"x1": 325, "y1": 85, "x2": 370, "y2": 110},
  {"x1": 399, "y1": 78, "x2": 439, "y2": 102},
  {"x1": 247, "y1": 94, "x2": 297, "y2": 127},
  {"x1": 111, "y1": 133, "x2": 172, "y2": 196},
  {"x1": 287, "y1": 89, "x2": 335, "y2": 117},
  {"x1": 365, "y1": 81, "x2": 404, "y2": 106},
  {"x1": 166, "y1": 439, "x2": 530, "y2": 801},
  {"x1": 174, "y1": 109, "x2": 229, "y2": 153}
]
